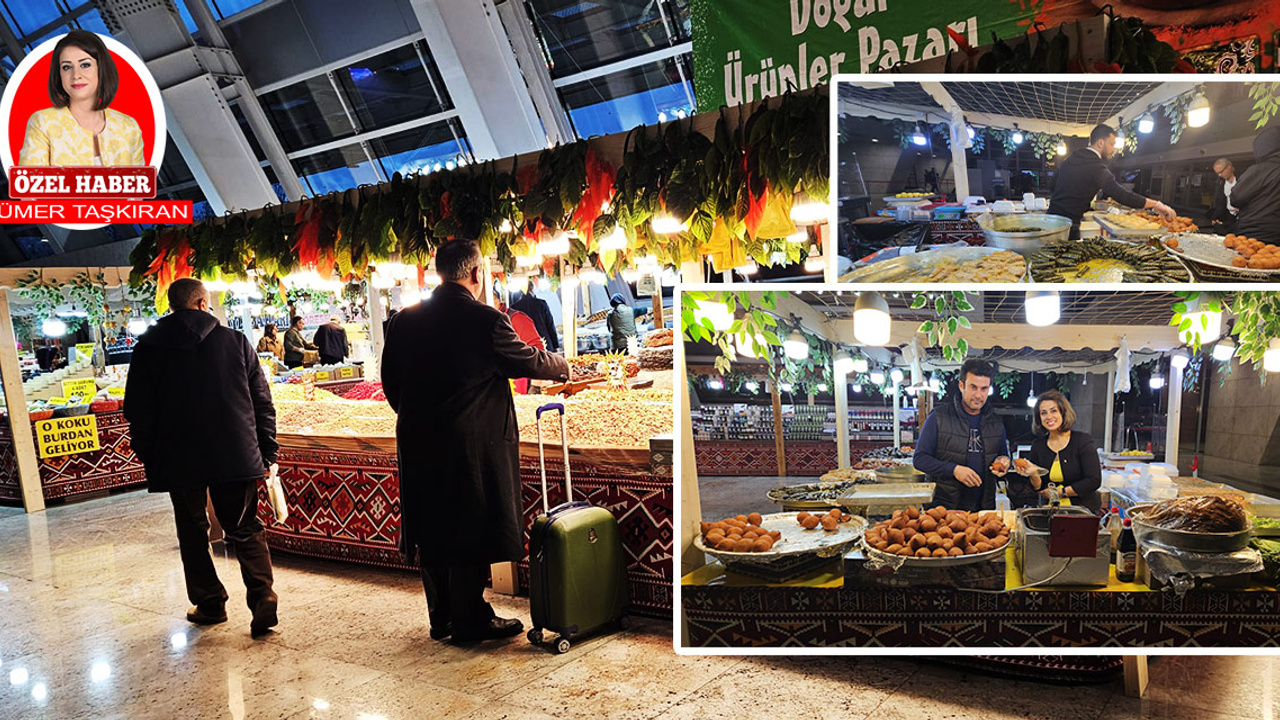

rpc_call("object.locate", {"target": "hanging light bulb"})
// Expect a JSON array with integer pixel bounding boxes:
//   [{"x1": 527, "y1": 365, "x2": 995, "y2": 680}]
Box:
[
  {"x1": 869, "y1": 370, "x2": 886, "y2": 385},
  {"x1": 537, "y1": 232, "x2": 571, "y2": 256},
  {"x1": 745, "y1": 381, "x2": 759, "y2": 393},
  {"x1": 1056, "y1": 137, "x2": 1067, "y2": 156},
  {"x1": 1170, "y1": 350, "x2": 1190, "y2": 370},
  {"x1": 203, "y1": 278, "x2": 230, "y2": 292},
  {"x1": 929, "y1": 377, "x2": 942, "y2": 393},
  {"x1": 597, "y1": 226, "x2": 628, "y2": 251},
  {"x1": 696, "y1": 300, "x2": 734, "y2": 332},
  {"x1": 853, "y1": 291, "x2": 892, "y2": 346},
  {"x1": 499, "y1": 218, "x2": 514, "y2": 233},
  {"x1": 1114, "y1": 118, "x2": 1125, "y2": 146},
  {"x1": 1179, "y1": 299, "x2": 1223, "y2": 344},
  {"x1": 1012, "y1": 124, "x2": 1024, "y2": 145},
  {"x1": 535, "y1": 276, "x2": 551, "y2": 291},
  {"x1": 516, "y1": 251, "x2": 543, "y2": 268},
  {"x1": 707, "y1": 378, "x2": 724, "y2": 390},
  {"x1": 852, "y1": 357, "x2": 868, "y2": 374},
  {"x1": 621, "y1": 269, "x2": 642, "y2": 283},
  {"x1": 42, "y1": 318, "x2": 67, "y2": 337},
  {"x1": 1212, "y1": 337, "x2": 1235, "y2": 361},
  {"x1": 1138, "y1": 111, "x2": 1155, "y2": 134},
  {"x1": 890, "y1": 368, "x2": 904, "y2": 385},
  {"x1": 966, "y1": 125, "x2": 975, "y2": 140},
  {"x1": 911, "y1": 123, "x2": 927, "y2": 146},
  {"x1": 1187, "y1": 92, "x2": 1211, "y2": 128},
  {"x1": 779, "y1": 382, "x2": 794, "y2": 393},
  {"x1": 577, "y1": 268, "x2": 607, "y2": 284},
  {"x1": 651, "y1": 214, "x2": 688, "y2": 234},
  {"x1": 1027, "y1": 393, "x2": 1037, "y2": 408},
  {"x1": 769, "y1": 251, "x2": 787, "y2": 265},
  {"x1": 735, "y1": 332, "x2": 764, "y2": 359},
  {"x1": 1149, "y1": 373, "x2": 1166, "y2": 390},
  {"x1": 1266, "y1": 339, "x2": 1280, "y2": 373},
  {"x1": 127, "y1": 318, "x2": 149, "y2": 336},
  {"x1": 422, "y1": 271, "x2": 442, "y2": 286},
  {"x1": 791, "y1": 191, "x2": 832, "y2": 225},
  {"x1": 786, "y1": 229, "x2": 808, "y2": 244},
  {"x1": 817, "y1": 383, "x2": 829, "y2": 392},
  {"x1": 852, "y1": 383, "x2": 863, "y2": 394},
  {"x1": 783, "y1": 330, "x2": 809, "y2": 360},
  {"x1": 803, "y1": 245, "x2": 825, "y2": 273},
  {"x1": 833, "y1": 350, "x2": 854, "y2": 376},
  {"x1": 1024, "y1": 290, "x2": 1060, "y2": 327}
]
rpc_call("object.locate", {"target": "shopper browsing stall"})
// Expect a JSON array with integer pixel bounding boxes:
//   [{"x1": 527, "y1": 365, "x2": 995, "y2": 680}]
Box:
[
  {"x1": 1009, "y1": 391, "x2": 1103, "y2": 514},
  {"x1": 1229, "y1": 126, "x2": 1280, "y2": 244},
  {"x1": 511, "y1": 285, "x2": 559, "y2": 353},
  {"x1": 1209, "y1": 158, "x2": 1239, "y2": 234},
  {"x1": 913, "y1": 359, "x2": 1009, "y2": 512},
  {"x1": 382, "y1": 240, "x2": 569, "y2": 644},
  {"x1": 257, "y1": 324, "x2": 283, "y2": 360},
  {"x1": 312, "y1": 316, "x2": 349, "y2": 365},
  {"x1": 1048, "y1": 124, "x2": 1174, "y2": 240}
]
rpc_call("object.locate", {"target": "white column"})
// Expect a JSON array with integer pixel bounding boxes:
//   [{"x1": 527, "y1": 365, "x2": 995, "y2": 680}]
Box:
[
  {"x1": 1105, "y1": 366, "x2": 1117, "y2": 454},
  {"x1": 560, "y1": 278, "x2": 578, "y2": 360},
  {"x1": 367, "y1": 282, "x2": 385, "y2": 379},
  {"x1": 1166, "y1": 360, "x2": 1183, "y2": 469},
  {"x1": 834, "y1": 366, "x2": 850, "y2": 468},
  {"x1": 893, "y1": 383, "x2": 902, "y2": 450},
  {"x1": 0, "y1": 290, "x2": 43, "y2": 513}
]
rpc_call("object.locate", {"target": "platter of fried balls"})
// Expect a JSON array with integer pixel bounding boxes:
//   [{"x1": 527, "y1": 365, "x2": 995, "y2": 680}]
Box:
[
  {"x1": 862, "y1": 506, "x2": 1010, "y2": 565},
  {"x1": 695, "y1": 509, "x2": 865, "y2": 560},
  {"x1": 1223, "y1": 234, "x2": 1280, "y2": 270}
]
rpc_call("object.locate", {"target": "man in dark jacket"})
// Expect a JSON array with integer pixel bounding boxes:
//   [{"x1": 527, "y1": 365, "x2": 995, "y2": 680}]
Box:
[
  {"x1": 1230, "y1": 126, "x2": 1280, "y2": 243},
  {"x1": 1049, "y1": 124, "x2": 1175, "y2": 240},
  {"x1": 312, "y1": 316, "x2": 349, "y2": 365},
  {"x1": 123, "y1": 278, "x2": 279, "y2": 636},
  {"x1": 913, "y1": 359, "x2": 1009, "y2": 511},
  {"x1": 511, "y1": 287, "x2": 559, "y2": 352},
  {"x1": 1208, "y1": 158, "x2": 1238, "y2": 233},
  {"x1": 382, "y1": 241, "x2": 569, "y2": 643},
  {"x1": 283, "y1": 316, "x2": 313, "y2": 368}
]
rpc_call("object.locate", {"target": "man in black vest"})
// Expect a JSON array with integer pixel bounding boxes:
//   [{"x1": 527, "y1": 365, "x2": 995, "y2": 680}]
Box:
[
  {"x1": 1048, "y1": 124, "x2": 1174, "y2": 240},
  {"x1": 913, "y1": 359, "x2": 1009, "y2": 511}
]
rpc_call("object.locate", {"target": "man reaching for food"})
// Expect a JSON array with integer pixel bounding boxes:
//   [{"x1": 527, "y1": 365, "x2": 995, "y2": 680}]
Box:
[
  {"x1": 1048, "y1": 124, "x2": 1175, "y2": 241},
  {"x1": 913, "y1": 359, "x2": 1009, "y2": 512}
]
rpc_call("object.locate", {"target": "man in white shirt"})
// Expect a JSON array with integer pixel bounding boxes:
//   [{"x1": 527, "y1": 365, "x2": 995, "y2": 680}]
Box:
[{"x1": 1211, "y1": 158, "x2": 1238, "y2": 232}]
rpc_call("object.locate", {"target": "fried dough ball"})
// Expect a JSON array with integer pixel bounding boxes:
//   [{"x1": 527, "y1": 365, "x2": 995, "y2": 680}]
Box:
[
  {"x1": 769, "y1": 530, "x2": 781, "y2": 541},
  {"x1": 932, "y1": 548, "x2": 948, "y2": 557},
  {"x1": 948, "y1": 547, "x2": 965, "y2": 557},
  {"x1": 752, "y1": 537, "x2": 774, "y2": 552},
  {"x1": 885, "y1": 543, "x2": 903, "y2": 554},
  {"x1": 801, "y1": 515, "x2": 821, "y2": 530},
  {"x1": 905, "y1": 506, "x2": 920, "y2": 519},
  {"x1": 915, "y1": 547, "x2": 933, "y2": 557},
  {"x1": 732, "y1": 538, "x2": 755, "y2": 552},
  {"x1": 820, "y1": 516, "x2": 838, "y2": 531},
  {"x1": 747, "y1": 512, "x2": 763, "y2": 526},
  {"x1": 796, "y1": 512, "x2": 811, "y2": 524},
  {"x1": 1233, "y1": 256, "x2": 1249, "y2": 268}
]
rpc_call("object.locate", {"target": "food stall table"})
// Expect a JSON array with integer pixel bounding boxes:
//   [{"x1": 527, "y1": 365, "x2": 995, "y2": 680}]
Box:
[{"x1": 0, "y1": 409, "x2": 146, "y2": 504}]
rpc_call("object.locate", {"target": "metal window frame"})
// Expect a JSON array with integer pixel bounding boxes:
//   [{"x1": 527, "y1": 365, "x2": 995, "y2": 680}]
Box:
[
  {"x1": 252, "y1": 32, "x2": 427, "y2": 96},
  {"x1": 550, "y1": 40, "x2": 691, "y2": 89},
  {"x1": 284, "y1": 108, "x2": 462, "y2": 161}
]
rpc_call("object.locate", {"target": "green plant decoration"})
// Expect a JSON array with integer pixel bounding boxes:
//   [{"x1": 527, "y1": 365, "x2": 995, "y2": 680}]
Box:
[
  {"x1": 1248, "y1": 82, "x2": 1280, "y2": 130},
  {"x1": 914, "y1": 290, "x2": 973, "y2": 363},
  {"x1": 1169, "y1": 290, "x2": 1224, "y2": 353},
  {"x1": 1225, "y1": 292, "x2": 1280, "y2": 375},
  {"x1": 994, "y1": 371, "x2": 1020, "y2": 399}
]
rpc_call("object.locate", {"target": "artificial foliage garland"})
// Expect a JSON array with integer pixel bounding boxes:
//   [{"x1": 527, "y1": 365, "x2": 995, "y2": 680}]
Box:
[{"x1": 130, "y1": 92, "x2": 830, "y2": 311}]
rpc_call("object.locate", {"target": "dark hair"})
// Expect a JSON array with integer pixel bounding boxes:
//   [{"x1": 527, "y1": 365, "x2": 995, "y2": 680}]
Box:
[
  {"x1": 48, "y1": 30, "x2": 118, "y2": 111},
  {"x1": 958, "y1": 358, "x2": 995, "y2": 384},
  {"x1": 290, "y1": 316, "x2": 303, "y2": 327},
  {"x1": 1089, "y1": 124, "x2": 1116, "y2": 145},
  {"x1": 264, "y1": 324, "x2": 277, "y2": 337},
  {"x1": 1032, "y1": 390, "x2": 1076, "y2": 435},
  {"x1": 436, "y1": 240, "x2": 482, "y2": 282},
  {"x1": 167, "y1": 278, "x2": 206, "y2": 311}
]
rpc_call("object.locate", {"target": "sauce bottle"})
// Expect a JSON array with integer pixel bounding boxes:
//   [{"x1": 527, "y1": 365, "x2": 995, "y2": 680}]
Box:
[{"x1": 1115, "y1": 518, "x2": 1137, "y2": 583}]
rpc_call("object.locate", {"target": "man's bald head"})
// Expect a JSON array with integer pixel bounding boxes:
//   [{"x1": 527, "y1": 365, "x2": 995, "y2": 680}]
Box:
[
  {"x1": 1214, "y1": 158, "x2": 1235, "y2": 180},
  {"x1": 168, "y1": 278, "x2": 208, "y2": 311}
]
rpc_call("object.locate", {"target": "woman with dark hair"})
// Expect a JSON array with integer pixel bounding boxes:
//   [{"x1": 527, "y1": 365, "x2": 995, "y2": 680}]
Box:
[
  {"x1": 256, "y1": 324, "x2": 283, "y2": 360},
  {"x1": 19, "y1": 30, "x2": 144, "y2": 167},
  {"x1": 1008, "y1": 390, "x2": 1103, "y2": 514}
]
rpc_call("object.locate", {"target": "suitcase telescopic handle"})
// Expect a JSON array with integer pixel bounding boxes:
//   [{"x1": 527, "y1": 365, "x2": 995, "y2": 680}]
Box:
[{"x1": 535, "y1": 402, "x2": 572, "y2": 514}]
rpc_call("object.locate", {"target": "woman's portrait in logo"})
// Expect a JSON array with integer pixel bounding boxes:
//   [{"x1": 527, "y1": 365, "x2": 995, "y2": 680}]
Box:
[{"x1": 1, "y1": 30, "x2": 164, "y2": 172}]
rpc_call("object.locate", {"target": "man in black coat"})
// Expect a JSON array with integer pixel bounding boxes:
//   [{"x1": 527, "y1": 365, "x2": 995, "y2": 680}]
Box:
[
  {"x1": 1230, "y1": 126, "x2": 1280, "y2": 243},
  {"x1": 383, "y1": 241, "x2": 569, "y2": 643},
  {"x1": 510, "y1": 286, "x2": 559, "y2": 353},
  {"x1": 312, "y1": 316, "x2": 349, "y2": 365},
  {"x1": 124, "y1": 278, "x2": 279, "y2": 636},
  {"x1": 1049, "y1": 124, "x2": 1175, "y2": 240}
]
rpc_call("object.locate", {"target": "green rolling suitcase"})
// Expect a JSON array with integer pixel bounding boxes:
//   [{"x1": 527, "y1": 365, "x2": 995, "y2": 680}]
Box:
[{"x1": 527, "y1": 402, "x2": 629, "y2": 654}]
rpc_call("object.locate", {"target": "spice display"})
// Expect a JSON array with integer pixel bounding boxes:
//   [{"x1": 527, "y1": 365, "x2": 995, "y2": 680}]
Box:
[
  {"x1": 638, "y1": 345, "x2": 674, "y2": 370},
  {"x1": 644, "y1": 328, "x2": 674, "y2": 348}
]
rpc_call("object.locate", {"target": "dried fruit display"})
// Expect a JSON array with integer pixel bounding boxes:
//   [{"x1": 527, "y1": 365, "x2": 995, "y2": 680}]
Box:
[
  {"x1": 864, "y1": 506, "x2": 1009, "y2": 558},
  {"x1": 644, "y1": 328, "x2": 674, "y2": 348},
  {"x1": 340, "y1": 381, "x2": 386, "y2": 401},
  {"x1": 514, "y1": 392, "x2": 672, "y2": 448},
  {"x1": 639, "y1": 345, "x2": 673, "y2": 370},
  {"x1": 270, "y1": 384, "x2": 341, "y2": 403}
]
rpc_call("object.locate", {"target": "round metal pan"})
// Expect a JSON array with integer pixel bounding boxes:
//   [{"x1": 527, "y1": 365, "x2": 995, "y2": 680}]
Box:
[
  {"x1": 1129, "y1": 503, "x2": 1254, "y2": 553},
  {"x1": 693, "y1": 511, "x2": 868, "y2": 566}
]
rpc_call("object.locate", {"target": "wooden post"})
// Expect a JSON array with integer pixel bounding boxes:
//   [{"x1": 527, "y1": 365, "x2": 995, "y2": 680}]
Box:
[
  {"x1": 835, "y1": 366, "x2": 850, "y2": 469},
  {"x1": 481, "y1": 257, "x2": 495, "y2": 308},
  {"x1": 652, "y1": 293, "x2": 664, "y2": 329},
  {"x1": 771, "y1": 379, "x2": 787, "y2": 477},
  {"x1": 1123, "y1": 656, "x2": 1149, "y2": 698},
  {"x1": 893, "y1": 382, "x2": 902, "y2": 450},
  {"x1": 0, "y1": 290, "x2": 44, "y2": 513},
  {"x1": 367, "y1": 281, "x2": 385, "y2": 379},
  {"x1": 678, "y1": 327, "x2": 703, "y2": 647}
]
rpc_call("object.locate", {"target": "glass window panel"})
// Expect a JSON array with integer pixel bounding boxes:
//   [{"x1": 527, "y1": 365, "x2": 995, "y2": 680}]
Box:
[
  {"x1": 367, "y1": 120, "x2": 467, "y2": 177},
  {"x1": 230, "y1": 101, "x2": 267, "y2": 161},
  {"x1": 156, "y1": 135, "x2": 196, "y2": 188},
  {"x1": 559, "y1": 56, "x2": 695, "y2": 138},
  {"x1": 528, "y1": 0, "x2": 681, "y2": 78},
  {"x1": 259, "y1": 76, "x2": 357, "y2": 154},
  {"x1": 294, "y1": 145, "x2": 380, "y2": 196},
  {"x1": 172, "y1": 0, "x2": 199, "y2": 35},
  {"x1": 333, "y1": 44, "x2": 451, "y2": 131},
  {"x1": 25, "y1": 25, "x2": 69, "y2": 53},
  {"x1": 3, "y1": 1, "x2": 62, "y2": 37},
  {"x1": 209, "y1": 0, "x2": 269, "y2": 20},
  {"x1": 73, "y1": 8, "x2": 110, "y2": 36}
]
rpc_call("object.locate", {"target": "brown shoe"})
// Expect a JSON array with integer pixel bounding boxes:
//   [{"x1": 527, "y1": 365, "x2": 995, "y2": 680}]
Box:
[
  {"x1": 250, "y1": 595, "x2": 278, "y2": 637},
  {"x1": 186, "y1": 604, "x2": 227, "y2": 625},
  {"x1": 451, "y1": 617, "x2": 522, "y2": 643}
]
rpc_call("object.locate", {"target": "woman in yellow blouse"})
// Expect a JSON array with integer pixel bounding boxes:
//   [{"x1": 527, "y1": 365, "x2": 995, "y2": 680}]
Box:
[{"x1": 18, "y1": 30, "x2": 144, "y2": 167}]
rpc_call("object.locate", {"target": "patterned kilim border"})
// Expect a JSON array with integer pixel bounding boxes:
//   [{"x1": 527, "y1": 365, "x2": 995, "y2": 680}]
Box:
[
  {"x1": 684, "y1": 583, "x2": 1280, "y2": 647},
  {"x1": 0, "y1": 410, "x2": 145, "y2": 504},
  {"x1": 259, "y1": 443, "x2": 673, "y2": 617},
  {"x1": 695, "y1": 440, "x2": 884, "y2": 477}
]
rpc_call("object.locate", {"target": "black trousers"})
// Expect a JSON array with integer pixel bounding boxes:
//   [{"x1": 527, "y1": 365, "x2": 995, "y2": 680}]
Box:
[
  {"x1": 170, "y1": 481, "x2": 274, "y2": 611},
  {"x1": 283, "y1": 351, "x2": 303, "y2": 369},
  {"x1": 417, "y1": 558, "x2": 495, "y2": 630},
  {"x1": 319, "y1": 353, "x2": 343, "y2": 365}
]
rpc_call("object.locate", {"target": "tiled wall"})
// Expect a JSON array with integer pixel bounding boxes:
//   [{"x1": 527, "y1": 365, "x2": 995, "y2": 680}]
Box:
[{"x1": 1205, "y1": 361, "x2": 1280, "y2": 466}]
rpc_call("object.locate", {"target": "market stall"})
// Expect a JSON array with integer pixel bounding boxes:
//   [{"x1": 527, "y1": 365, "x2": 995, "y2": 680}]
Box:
[
  {"x1": 836, "y1": 79, "x2": 1280, "y2": 284},
  {"x1": 679, "y1": 288, "x2": 1280, "y2": 648}
]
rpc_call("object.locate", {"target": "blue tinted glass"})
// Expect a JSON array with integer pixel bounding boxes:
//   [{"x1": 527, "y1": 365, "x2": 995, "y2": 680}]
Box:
[
  {"x1": 171, "y1": 0, "x2": 199, "y2": 34},
  {"x1": 295, "y1": 146, "x2": 380, "y2": 195},
  {"x1": 209, "y1": 0, "x2": 268, "y2": 20},
  {"x1": 559, "y1": 56, "x2": 696, "y2": 139},
  {"x1": 3, "y1": 1, "x2": 62, "y2": 37},
  {"x1": 74, "y1": 8, "x2": 109, "y2": 36},
  {"x1": 25, "y1": 24, "x2": 68, "y2": 53},
  {"x1": 368, "y1": 121, "x2": 465, "y2": 177}
]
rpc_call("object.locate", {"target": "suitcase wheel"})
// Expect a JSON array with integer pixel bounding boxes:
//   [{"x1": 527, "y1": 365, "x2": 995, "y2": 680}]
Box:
[
  {"x1": 554, "y1": 636, "x2": 571, "y2": 654},
  {"x1": 618, "y1": 615, "x2": 630, "y2": 631},
  {"x1": 527, "y1": 628, "x2": 544, "y2": 645}
]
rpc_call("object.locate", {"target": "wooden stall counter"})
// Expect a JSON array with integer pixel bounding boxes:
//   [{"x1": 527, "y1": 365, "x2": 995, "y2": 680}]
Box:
[{"x1": 0, "y1": 409, "x2": 146, "y2": 505}]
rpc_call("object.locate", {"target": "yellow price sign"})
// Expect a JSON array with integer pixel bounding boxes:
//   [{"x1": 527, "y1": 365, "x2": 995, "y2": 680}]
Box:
[
  {"x1": 35, "y1": 415, "x2": 100, "y2": 458},
  {"x1": 314, "y1": 371, "x2": 332, "y2": 382},
  {"x1": 338, "y1": 367, "x2": 355, "y2": 379},
  {"x1": 75, "y1": 343, "x2": 95, "y2": 362},
  {"x1": 49, "y1": 397, "x2": 67, "y2": 405},
  {"x1": 107, "y1": 387, "x2": 126, "y2": 398},
  {"x1": 62, "y1": 378, "x2": 97, "y2": 399}
]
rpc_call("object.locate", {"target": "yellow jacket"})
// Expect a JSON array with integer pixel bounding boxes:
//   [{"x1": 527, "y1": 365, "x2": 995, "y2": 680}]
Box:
[{"x1": 18, "y1": 107, "x2": 145, "y2": 166}]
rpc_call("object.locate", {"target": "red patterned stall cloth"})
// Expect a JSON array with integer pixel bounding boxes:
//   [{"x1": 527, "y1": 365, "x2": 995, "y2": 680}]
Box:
[
  {"x1": 930, "y1": 219, "x2": 985, "y2": 246},
  {"x1": 682, "y1": 579, "x2": 1280, "y2": 648},
  {"x1": 695, "y1": 440, "x2": 886, "y2": 477},
  {"x1": 259, "y1": 436, "x2": 673, "y2": 617},
  {"x1": 0, "y1": 410, "x2": 145, "y2": 505}
]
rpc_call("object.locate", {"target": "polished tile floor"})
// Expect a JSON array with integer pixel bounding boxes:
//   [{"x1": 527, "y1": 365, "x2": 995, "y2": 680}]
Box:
[{"x1": 1, "y1": 491, "x2": 1277, "y2": 719}]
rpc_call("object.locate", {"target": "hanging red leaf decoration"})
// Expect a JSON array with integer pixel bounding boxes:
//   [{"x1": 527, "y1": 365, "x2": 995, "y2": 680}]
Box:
[
  {"x1": 744, "y1": 179, "x2": 768, "y2": 238},
  {"x1": 571, "y1": 147, "x2": 616, "y2": 245},
  {"x1": 517, "y1": 164, "x2": 539, "y2": 195},
  {"x1": 293, "y1": 201, "x2": 321, "y2": 269},
  {"x1": 417, "y1": 264, "x2": 426, "y2": 287},
  {"x1": 440, "y1": 191, "x2": 452, "y2": 219}
]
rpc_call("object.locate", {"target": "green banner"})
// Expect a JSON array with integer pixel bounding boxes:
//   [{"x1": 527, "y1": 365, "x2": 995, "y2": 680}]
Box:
[{"x1": 690, "y1": 0, "x2": 1055, "y2": 111}]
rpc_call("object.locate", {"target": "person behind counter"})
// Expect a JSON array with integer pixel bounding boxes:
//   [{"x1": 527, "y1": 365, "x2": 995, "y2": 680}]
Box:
[
  {"x1": 312, "y1": 316, "x2": 349, "y2": 365},
  {"x1": 1008, "y1": 391, "x2": 1103, "y2": 514},
  {"x1": 1209, "y1": 158, "x2": 1239, "y2": 234},
  {"x1": 256, "y1": 324, "x2": 283, "y2": 360},
  {"x1": 913, "y1": 359, "x2": 1009, "y2": 511},
  {"x1": 382, "y1": 239, "x2": 569, "y2": 644},
  {"x1": 1048, "y1": 124, "x2": 1175, "y2": 240},
  {"x1": 123, "y1": 278, "x2": 279, "y2": 637},
  {"x1": 607, "y1": 293, "x2": 637, "y2": 353},
  {"x1": 282, "y1": 316, "x2": 314, "y2": 368},
  {"x1": 511, "y1": 285, "x2": 559, "y2": 353},
  {"x1": 1228, "y1": 126, "x2": 1280, "y2": 244}
]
